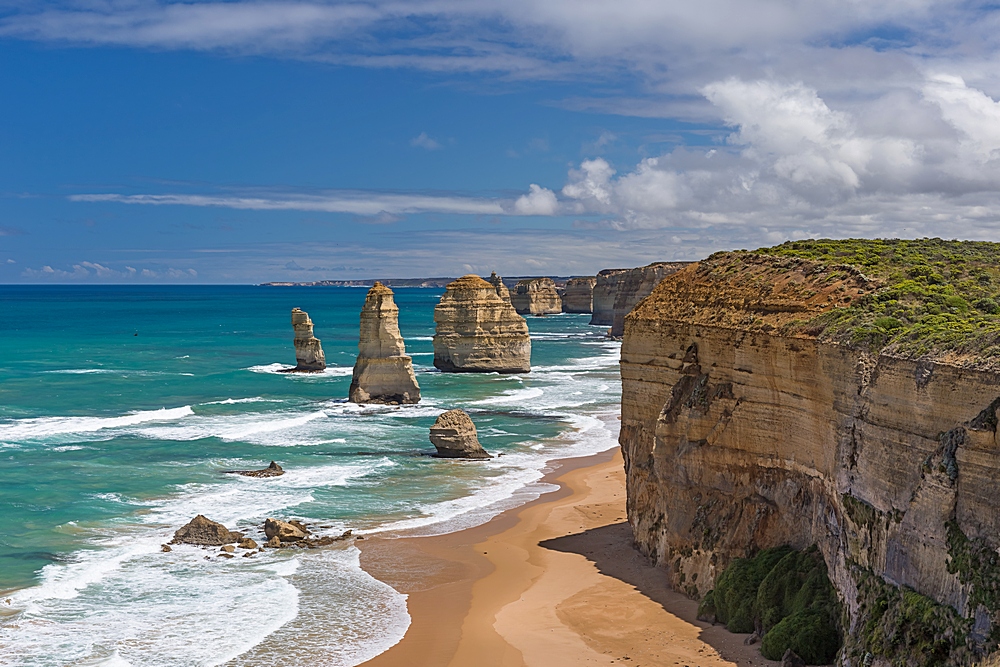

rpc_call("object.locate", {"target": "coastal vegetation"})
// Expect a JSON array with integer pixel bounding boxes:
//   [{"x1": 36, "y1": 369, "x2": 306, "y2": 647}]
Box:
[
  {"x1": 750, "y1": 238, "x2": 1000, "y2": 364},
  {"x1": 697, "y1": 545, "x2": 841, "y2": 664}
]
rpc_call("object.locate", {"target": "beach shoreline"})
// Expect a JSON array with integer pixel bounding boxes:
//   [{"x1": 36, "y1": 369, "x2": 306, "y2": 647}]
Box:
[{"x1": 357, "y1": 446, "x2": 780, "y2": 667}]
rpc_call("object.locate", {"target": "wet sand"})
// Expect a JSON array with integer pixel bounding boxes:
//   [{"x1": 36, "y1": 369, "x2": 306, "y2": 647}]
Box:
[{"x1": 358, "y1": 447, "x2": 779, "y2": 667}]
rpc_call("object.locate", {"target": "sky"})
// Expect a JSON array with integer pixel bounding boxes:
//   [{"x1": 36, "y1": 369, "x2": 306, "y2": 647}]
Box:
[{"x1": 4, "y1": 1, "x2": 1000, "y2": 282}]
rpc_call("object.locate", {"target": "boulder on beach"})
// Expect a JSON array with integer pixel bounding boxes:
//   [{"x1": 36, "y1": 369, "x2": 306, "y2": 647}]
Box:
[
  {"x1": 171, "y1": 515, "x2": 243, "y2": 546},
  {"x1": 429, "y1": 409, "x2": 492, "y2": 459}
]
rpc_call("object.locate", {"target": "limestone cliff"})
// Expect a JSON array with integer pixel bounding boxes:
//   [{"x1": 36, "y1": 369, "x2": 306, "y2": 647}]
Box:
[
  {"x1": 562, "y1": 276, "x2": 597, "y2": 313},
  {"x1": 620, "y1": 244, "x2": 1000, "y2": 665},
  {"x1": 433, "y1": 275, "x2": 531, "y2": 373},
  {"x1": 591, "y1": 268, "x2": 628, "y2": 326},
  {"x1": 289, "y1": 308, "x2": 326, "y2": 372},
  {"x1": 510, "y1": 277, "x2": 562, "y2": 316},
  {"x1": 349, "y1": 282, "x2": 420, "y2": 404},
  {"x1": 489, "y1": 271, "x2": 512, "y2": 303},
  {"x1": 609, "y1": 262, "x2": 688, "y2": 337}
]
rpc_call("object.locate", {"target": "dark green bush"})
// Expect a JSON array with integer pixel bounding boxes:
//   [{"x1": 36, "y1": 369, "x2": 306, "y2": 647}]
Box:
[{"x1": 702, "y1": 545, "x2": 841, "y2": 664}]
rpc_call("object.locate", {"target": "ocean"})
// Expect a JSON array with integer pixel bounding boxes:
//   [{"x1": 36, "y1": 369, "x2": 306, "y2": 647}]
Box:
[{"x1": 0, "y1": 285, "x2": 621, "y2": 666}]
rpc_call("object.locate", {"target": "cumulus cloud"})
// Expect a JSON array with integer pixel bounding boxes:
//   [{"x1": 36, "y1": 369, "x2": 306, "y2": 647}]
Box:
[{"x1": 513, "y1": 184, "x2": 559, "y2": 215}]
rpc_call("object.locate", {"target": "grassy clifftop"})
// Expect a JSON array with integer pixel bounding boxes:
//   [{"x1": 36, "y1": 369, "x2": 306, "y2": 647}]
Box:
[{"x1": 752, "y1": 238, "x2": 1000, "y2": 366}]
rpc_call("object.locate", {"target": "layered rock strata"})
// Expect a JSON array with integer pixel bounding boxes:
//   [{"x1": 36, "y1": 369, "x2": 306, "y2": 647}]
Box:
[
  {"x1": 349, "y1": 283, "x2": 420, "y2": 404},
  {"x1": 510, "y1": 277, "x2": 563, "y2": 316},
  {"x1": 429, "y1": 409, "x2": 492, "y2": 458},
  {"x1": 489, "y1": 271, "x2": 512, "y2": 303},
  {"x1": 608, "y1": 262, "x2": 688, "y2": 337},
  {"x1": 590, "y1": 268, "x2": 629, "y2": 326},
  {"x1": 620, "y1": 252, "x2": 1000, "y2": 663},
  {"x1": 287, "y1": 308, "x2": 326, "y2": 372},
  {"x1": 432, "y1": 275, "x2": 531, "y2": 373},
  {"x1": 561, "y1": 276, "x2": 597, "y2": 313}
]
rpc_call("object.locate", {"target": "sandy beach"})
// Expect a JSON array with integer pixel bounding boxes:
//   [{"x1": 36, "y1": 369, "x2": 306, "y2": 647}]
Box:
[{"x1": 358, "y1": 447, "x2": 780, "y2": 667}]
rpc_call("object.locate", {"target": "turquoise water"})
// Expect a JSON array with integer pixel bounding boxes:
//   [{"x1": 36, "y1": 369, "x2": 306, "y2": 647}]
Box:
[{"x1": 0, "y1": 286, "x2": 621, "y2": 666}]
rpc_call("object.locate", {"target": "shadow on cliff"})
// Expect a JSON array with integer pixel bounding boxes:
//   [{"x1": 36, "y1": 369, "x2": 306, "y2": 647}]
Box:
[{"x1": 540, "y1": 521, "x2": 781, "y2": 666}]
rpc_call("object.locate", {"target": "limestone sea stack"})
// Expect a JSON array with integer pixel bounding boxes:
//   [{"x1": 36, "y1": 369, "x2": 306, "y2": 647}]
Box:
[
  {"x1": 433, "y1": 275, "x2": 531, "y2": 373},
  {"x1": 288, "y1": 308, "x2": 326, "y2": 372},
  {"x1": 561, "y1": 276, "x2": 597, "y2": 313},
  {"x1": 429, "y1": 409, "x2": 492, "y2": 458},
  {"x1": 489, "y1": 271, "x2": 511, "y2": 303},
  {"x1": 590, "y1": 268, "x2": 629, "y2": 326},
  {"x1": 609, "y1": 262, "x2": 688, "y2": 337},
  {"x1": 510, "y1": 277, "x2": 562, "y2": 316},
  {"x1": 349, "y1": 283, "x2": 420, "y2": 404}
]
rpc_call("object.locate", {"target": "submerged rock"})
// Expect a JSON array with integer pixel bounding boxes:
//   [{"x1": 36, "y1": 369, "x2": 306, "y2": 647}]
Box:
[
  {"x1": 171, "y1": 515, "x2": 243, "y2": 546},
  {"x1": 510, "y1": 277, "x2": 562, "y2": 316},
  {"x1": 433, "y1": 275, "x2": 531, "y2": 373},
  {"x1": 349, "y1": 283, "x2": 420, "y2": 404},
  {"x1": 429, "y1": 409, "x2": 492, "y2": 459},
  {"x1": 561, "y1": 276, "x2": 596, "y2": 313},
  {"x1": 225, "y1": 461, "x2": 284, "y2": 478},
  {"x1": 284, "y1": 308, "x2": 326, "y2": 372}
]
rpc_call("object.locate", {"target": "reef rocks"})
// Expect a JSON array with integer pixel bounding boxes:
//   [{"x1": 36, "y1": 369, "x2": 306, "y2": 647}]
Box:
[
  {"x1": 433, "y1": 275, "x2": 531, "y2": 373},
  {"x1": 510, "y1": 277, "x2": 562, "y2": 316},
  {"x1": 561, "y1": 276, "x2": 597, "y2": 313},
  {"x1": 264, "y1": 518, "x2": 310, "y2": 542},
  {"x1": 429, "y1": 409, "x2": 492, "y2": 459},
  {"x1": 489, "y1": 272, "x2": 512, "y2": 303},
  {"x1": 224, "y1": 461, "x2": 284, "y2": 478},
  {"x1": 285, "y1": 308, "x2": 326, "y2": 372},
  {"x1": 349, "y1": 283, "x2": 421, "y2": 404},
  {"x1": 171, "y1": 515, "x2": 243, "y2": 546}
]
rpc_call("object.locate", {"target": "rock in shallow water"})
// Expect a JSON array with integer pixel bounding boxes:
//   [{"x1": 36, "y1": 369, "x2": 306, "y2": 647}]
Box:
[
  {"x1": 225, "y1": 461, "x2": 284, "y2": 478},
  {"x1": 429, "y1": 409, "x2": 492, "y2": 459},
  {"x1": 171, "y1": 515, "x2": 243, "y2": 546},
  {"x1": 264, "y1": 518, "x2": 310, "y2": 542}
]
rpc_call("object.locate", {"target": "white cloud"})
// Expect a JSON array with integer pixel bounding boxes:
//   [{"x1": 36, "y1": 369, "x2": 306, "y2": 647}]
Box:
[
  {"x1": 410, "y1": 132, "x2": 442, "y2": 150},
  {"x1": 513, "y1": 184, "x2": 559, "y2": 215},
  {"x1": 22, "y1": 262, "x2": 199, "y2": 282}
]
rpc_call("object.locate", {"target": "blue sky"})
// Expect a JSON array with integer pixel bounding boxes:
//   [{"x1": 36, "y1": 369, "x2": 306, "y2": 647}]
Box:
[{"x1": 3, "y1": 1, "x2": 1000, "y2": 282}]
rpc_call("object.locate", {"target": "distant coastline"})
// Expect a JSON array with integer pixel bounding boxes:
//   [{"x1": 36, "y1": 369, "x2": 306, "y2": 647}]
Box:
[{"x1": 259, "y1": 276, "x2": 576, "y2": 288}]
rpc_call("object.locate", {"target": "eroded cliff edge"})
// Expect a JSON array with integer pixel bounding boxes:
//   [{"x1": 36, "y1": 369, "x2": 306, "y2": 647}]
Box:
[{"x1": 620, "y1": 240, "x2": 1000, "y2": 664}]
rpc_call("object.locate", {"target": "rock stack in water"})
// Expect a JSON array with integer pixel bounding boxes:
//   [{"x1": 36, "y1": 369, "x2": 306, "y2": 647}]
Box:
[
  {"x1": 349, "y1": 283, "x2": 420, "y2": 404},
  {"x1": 288, "y1": 308, "x2": 326, "y2": 372},
  {"x1": 489, "y1": 271, "x2": 511, "y2": 303},
  {"x1": 590, "y1": 268, "x2": 629, "y2": 326},
  {"x1": 429, "y1": 409, "x2": 492, "y2": 458},
  {"x1": 510, "y1": 277, "x2": 562, "y2": 315},
  {"x1": 561, "y1": 276, "x2": 597, "y2": 313},
  {"x1": 433, "y1": 275, "x2": 531, "y2": 373}
]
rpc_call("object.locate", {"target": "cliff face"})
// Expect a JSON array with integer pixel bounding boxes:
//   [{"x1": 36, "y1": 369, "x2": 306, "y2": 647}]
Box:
[
  {"x1": 562, "y1": 277, "x2": 596, "y2": 313},
  {"x1": 591, "y1": 269, "x2": 629, "y2": 326},
  {"x1": 510, "y1": 277, "x2": 562, "y2": 316},
  {"x1": 289, "y1": 308, "x2": 326, "y2": 371},
  {"x1": 433, "y1": 275, "x2": 531, "y2": 373},
  {"x1": 349, "y1": 283, "x2": 420, "y2": 404},
  {"x1": 621, "y1": 253, "x2": 1000, "y2": 663},
  {"x1": 609, "y1": 262, "x2": 688, "y2": 337}
]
